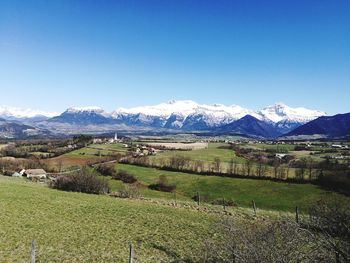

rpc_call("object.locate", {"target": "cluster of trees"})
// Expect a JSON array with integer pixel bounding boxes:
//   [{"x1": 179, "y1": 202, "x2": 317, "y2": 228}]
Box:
[
  {"x1": 0, "y1": 138, "x2": 83, "y2": 159},
  {"x1": 50, "y1": 168, "x2": 110, "y2": 194},
  {"x1": 0, "y1": 156, "x2": 52, "y2": 175},
  {"x1": 96, "y1": 164, "x2": 137, "y2": 184},
  {"x1": 121, "y1": 155, "x2": 293, "y2": 181},
  {"x1": 120, "y1": 145, "x2": 350, "y2": 195}
]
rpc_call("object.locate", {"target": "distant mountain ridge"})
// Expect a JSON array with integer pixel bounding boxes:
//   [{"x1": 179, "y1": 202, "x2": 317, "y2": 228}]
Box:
[
  {"x1": 285, "y1": 113, "x2": 350, "y2": 139},
  {"x1": 43, "y1": 100, "x2": 325, "y2": 133},
  {"x1": 0, "y1": 101, "x2": 332, "y2": 139},
  {"x1": 0, "y1": 106, "x2": 57, "y2": 121},
  {"x1": 49, "y1": 107, "x2": 113, "y2": 125},
  {"x1": 215, "y1": 115, "x2": 279, "y2": 138},
  {"x1": 0, "y1": 119, "x2": 53, "y2": 139}
]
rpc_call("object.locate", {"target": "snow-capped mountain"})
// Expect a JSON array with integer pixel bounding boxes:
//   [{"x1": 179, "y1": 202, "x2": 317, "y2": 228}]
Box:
[
  {"x1": 49, "y1": 106, "x2": 113, "y2": 125},
  {"x1": 0, "y1": 106, "x2": 58, "y2": 121},
  {"x1": 1, "y1": 101, "x2": 327, "y2": 138},
  {"x1": 215, "y1": 115, "x2": 280, "y2": 138},
  {"x1": 112, "y1": 100, "x2": 259, "y2": 129},
  {"x1": 110, "y1": 100, "x2": 325, "y2": 132},
  {"x1": 45, "y1": 100, "x2": 326, "y2": 134},
  {"x1": 285, "y1": 113, "x2": 350, "y2": 139},
  {"x1": 257, "y1": 103, "x2": 326, "y2": 134},
  {"x1": 65, "y1": 106, "x2": 108, "y2": 115},
  {"x1": 258, "y1": 103, "x2": 326, "y2": 123}
]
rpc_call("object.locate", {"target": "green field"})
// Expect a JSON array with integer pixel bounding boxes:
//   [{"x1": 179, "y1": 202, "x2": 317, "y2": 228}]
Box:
[
  {"x1": 151, "y1": 143, "x2": 244, "y2": 163},
  {"x1": 111, "y1": 164, "x2": 346, "y2": 211},
  {"x1": 240, "y1": 143, "x2": 297, "y2": 152},
  {"x1": 146, "y1": 142, "x2": 300, "y2": 178},
  {"x1": 64, "y1": 143, "x2": 128, "y2": 158},
  {"x1": 0, "y1": 176, "x2": 218, "y2": 262}
]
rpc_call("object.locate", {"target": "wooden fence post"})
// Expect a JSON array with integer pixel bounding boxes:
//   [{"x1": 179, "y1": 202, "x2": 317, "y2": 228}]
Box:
[
  {"x1": 223, "y1": 197, "x2": 226, "y2": 211},
  {"x1": 31, "y1": 240, "x2": 36, "y2": 263},
  {"x1": 295, "y1": 206, "x2": 299, "y2": 223},
  {"x1": 252, "y1": 200, "x2": 256, "y2": 216},
  {"x1": 129, "y1": 242, "x2": 134, "y2": 263},
  {"x1": 335, "y1": 251, "x2": 340, "y2": 263},
  {"x1": 174, "y1": 191, "x2": 177, "y2": 205},
  {"x1": 197, "y1": 192, "x2": 200, "y2": 206}
]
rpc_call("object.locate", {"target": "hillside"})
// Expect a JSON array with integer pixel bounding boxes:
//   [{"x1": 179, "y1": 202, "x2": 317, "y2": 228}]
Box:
[
  {"x1": 0, "y1": 176, "x2": 218, "y2": 262},
  {"x1": 113, "y1": 164, "x2": 342, "y2": 211},
  {"x1": 215, "y1": 115, "x2": 279, "y2": 138},
  {"x1": 285, "y1": 113, "x2": 350, "y2": 139},
  {"x1": 0, "y1": 121, "x2": 52, "y2": 139}
]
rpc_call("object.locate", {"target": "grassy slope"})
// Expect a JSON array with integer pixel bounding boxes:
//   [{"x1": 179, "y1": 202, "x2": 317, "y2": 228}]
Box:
[
  {"x1": 115, "y1": 164, "x2": 347, "y2": 211},
  {"x1": 0, "y1": 176, "x2": 216, "y2": 262}
]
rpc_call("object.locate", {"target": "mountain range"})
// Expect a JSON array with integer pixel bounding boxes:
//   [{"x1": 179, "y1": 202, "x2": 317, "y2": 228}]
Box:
[
  {"x1": 0, "y1": 101, "x2": 348, "y2": 139},
  {"x1": 284, "y1": 113, "x2": 350, "y2": 139}
]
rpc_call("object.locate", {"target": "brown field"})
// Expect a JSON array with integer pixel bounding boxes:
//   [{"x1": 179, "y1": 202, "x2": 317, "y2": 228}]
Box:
[
  {"x1": 145, "y1": 142, "x2": 209, "y2": 150},
  {"x1": 0, "y1": 156, "x2": 27, "y2": 162},
  {"x1": 0, "y1": 144, "x2": 9, "y2": 150},
  {"x1": 45, "y1": 155, "x2": 103, "y2": 169}
]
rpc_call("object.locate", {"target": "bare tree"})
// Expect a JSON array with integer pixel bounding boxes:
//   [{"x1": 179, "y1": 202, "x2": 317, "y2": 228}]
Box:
[
  {"x1": 214, "y1": 157, "x2": 222, "y2": 173},
  {"x1": 256, "y1": 155, "x2": 267, "y2": 177},
  {"x1": 306, "y1": 156, "x2": 315, "y2": 180},
  {"x1": 196, "y1": 217, "x2": 324, "y2": 263},
  {"x1": 193, "y1": 160, "x2": 204, "y2": 173},
  {"x1": 307, "y1": 197, "x2": 350, "y2": 262},
  {"x1": 244, "y1": 159, "x2": 253, "y2": 176},
  {"x1": 273, "y1": 158, "x2": 280, "y2": 178},
  {"x1": 169, "y1": 155, "x2": 191, "y2": 171}
]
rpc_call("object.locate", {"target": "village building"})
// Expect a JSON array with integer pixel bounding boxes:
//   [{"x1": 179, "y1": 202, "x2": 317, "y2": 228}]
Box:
[
  {"x1": 275, "y1": 153, "x2": 288, "y2": 159},
  {"x1": 93, "y1": 138, "x2": 103, "y2": 144},
  {"x1": 24, "y1": 169, "x2": 47, "y2": 179}
]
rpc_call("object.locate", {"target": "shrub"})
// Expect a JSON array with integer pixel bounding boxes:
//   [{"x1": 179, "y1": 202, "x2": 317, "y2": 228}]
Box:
[
  {"x1": 192, "y1": 194, "x2": 209, "y2": 203},
  {"x1": 316, "y1": 171, "x2": 350, "y2": 195},
  {"x1": 3, "y1": 170, "x2": 15, "y2": 176},
  {"x1": 149, "y1": 175, "x2": 176, "y2": 192},
  {"x1": 307, "y1": 197, "x2": 350, "y2": 262},
  {"x1": 117, "y1": 184, "x2": 142, "y2": 198},
  {"x1": 51, "y1": 169, "x2": 110, "y2": 194},
  {"x1": 96, "y1": 164, "x2": 117, "y2": 177},
  {"x1": 112, "y1": 170, "x2": 137, "y2": 184},
  {"x1": 195, "y1": 218, "x2": 324, "y2": 262},
  {"x1": 211, "y1": 198, "x2": 236, "y2": 207}
]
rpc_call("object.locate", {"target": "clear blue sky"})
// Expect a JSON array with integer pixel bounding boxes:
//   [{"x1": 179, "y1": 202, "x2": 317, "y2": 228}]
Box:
[{"x1": 0, "y1": 0, "x2": 349, "y2": 114}]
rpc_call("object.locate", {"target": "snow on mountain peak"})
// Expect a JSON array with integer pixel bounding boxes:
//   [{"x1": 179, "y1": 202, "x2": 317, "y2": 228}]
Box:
[
  {"x1": 67, "y1": 106, "x2": 104, "y2": 113},
  {"x1": 259, "y1": 103, "x2": 326, "y2": 123},
  {"x1": 0, "y1": 106, "x2": 58, "y2": 119},
  {"x1": 112, "y1": 100, "x2": 200, "y2": 117},
  {"x1": 65, "y1": 106, "x2": 113, "y2": 118},
  {"x1": 111, "y1": 100, "x2": 325, "y2": 127},
  {"x1": 0, "y1": 101, "x2": 327, "y2": 134}
]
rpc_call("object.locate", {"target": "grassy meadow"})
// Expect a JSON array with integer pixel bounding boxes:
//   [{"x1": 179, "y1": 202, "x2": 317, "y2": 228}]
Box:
[
  {"x1": 151, "y1": 142, "x2": 245, "y2": 163},
  {"x1": 0, "y1": 176, "x2": 218, "y2": 262},
  {"x1": 109, "y1": 164, "x2": 345, "y2": 212}
]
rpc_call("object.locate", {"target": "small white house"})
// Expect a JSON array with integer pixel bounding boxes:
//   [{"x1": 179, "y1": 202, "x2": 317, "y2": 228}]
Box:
[
  {"x1": 12, "y1": 169, "x2": 25, "y2": 177},
  {"x1": 276, "y1": 153, "x2": 288, "y2": 159},
  {"x1": 93, "y1": 138, "x2": 103, "y2": 144},
  {"x1": 24, "y1": 169, "x2": 47, "y2": 179}
]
